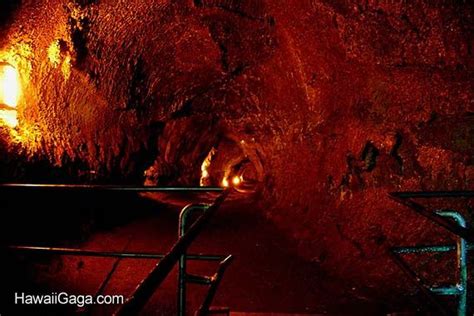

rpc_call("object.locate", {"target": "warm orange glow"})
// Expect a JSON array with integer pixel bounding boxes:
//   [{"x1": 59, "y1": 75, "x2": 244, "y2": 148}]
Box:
[
  {"x1": 48, "y1": 41, "x2": 62, "y2": 67},
  {"x1": 232, "y1": 176, "x2": 241, "y2": 186},
  {"x1": 62, "y1": 55, "x2": 71, "y2": 80},
  {"x1": 0, "y1": 63, "x2": 20, "y2": 128},
  {"x1": 221, "y1": 175, "x2": 242, "y2": 188},
  {"x1": 222, "y1": 178, "x2": 229, "y2": 188},
  {"x1": 0, "y1": 64, "x2": 20, "y2": 109},
  {"x1": 200, "y1": 148, "x2": 216, "y2": 186},
  {"x1": 0, "y1": 109, "x2": 18, "y2": 128}
]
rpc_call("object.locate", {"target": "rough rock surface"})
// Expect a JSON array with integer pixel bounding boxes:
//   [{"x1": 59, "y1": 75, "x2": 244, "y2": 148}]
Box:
[{"x1": 0, "y1": 0, "x2": 473, "y2": 302}]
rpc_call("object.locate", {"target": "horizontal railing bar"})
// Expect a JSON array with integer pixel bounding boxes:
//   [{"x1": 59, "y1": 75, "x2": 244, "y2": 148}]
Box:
[
  {"x1": 115, "y1": 190, "x2": 230, "y2": 316},
  {"x1": 389, "y1": 196, "x2": 474, "y2": 242},
  {"x1": 392, "y1": 245, "x2": 456, "y2": 254},
  {"x1": 7, "y1": 246, "x2": 225, "y2": 261},
  {"x1": 185, "y1": 274, "x2": 212, "y2": 285},
  {"x1": 196, "y1": 255, "x2": 234, "y2": 316},
  {"x1": 392, "y1": 243, "x2": 474, "y2": 254},
  {"x1": 430, "y1": 286, "x2": 462, "y2": 296},
  {"x1": 0, "y1": 183, "x2": 224, "y2": 192},
  {"x1": 390, "y1": 191, "x2": 474, "y2": 199}
]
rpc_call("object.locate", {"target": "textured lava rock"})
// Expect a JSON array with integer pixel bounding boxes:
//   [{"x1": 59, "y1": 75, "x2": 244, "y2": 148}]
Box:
[{"x1": 0, "y1": 0, "x2": 473, "y2": 302}]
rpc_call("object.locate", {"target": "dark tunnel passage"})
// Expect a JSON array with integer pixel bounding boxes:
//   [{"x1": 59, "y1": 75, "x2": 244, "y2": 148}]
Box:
[{"x1": 0, "y1": 0, "x2": 473, "y2": 315}]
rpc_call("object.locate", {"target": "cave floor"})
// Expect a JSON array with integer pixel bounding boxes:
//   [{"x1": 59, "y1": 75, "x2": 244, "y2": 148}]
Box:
[{"x1": 7, "y1": 195, "x2": 415, "y2": 315}]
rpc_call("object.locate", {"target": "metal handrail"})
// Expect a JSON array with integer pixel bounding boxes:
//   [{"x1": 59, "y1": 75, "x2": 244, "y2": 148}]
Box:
[
  {"x1": 389, "y1": 194, "x2": 474, "y2": 242},
  {"x1": 0, "y1": 183, "x2": 224, "y2": 192},
  {"x1": 4, "y1": 184, "x2": 231, "y2": 315},
  {"x1": 178, "y1": 205, "x2": 208, "y2": 316},
  {"x1": 195, "y1": 255, "x2": 233, "y2": 316},
  {"x1": 388, "y1": 249, "x2": 451, "y2": 316},
  {"x1": 178, "y1": 204, "x2": 233, "y2": 316},
  {"x1": 391, "y1": 210, "x2": 469, "y2": 316},
  {"x1": 390, "y1": 190, "x2": 473, "y2": 316},
  {"x1": 390, "y1": 191, "x2": 474, "y2": 199},
  {"x1": 7, "y1": 246, "x2": 225, "y2": 261},
  {"x1": 115, "y1": 190, "x2": 230, "y2": 315}
]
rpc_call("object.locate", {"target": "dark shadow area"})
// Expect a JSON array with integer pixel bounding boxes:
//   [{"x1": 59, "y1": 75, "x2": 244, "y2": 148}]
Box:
[
  {"x1": 0, "y1": 187, "x2": 163, "y2": 314},
  {"x1": 0, "y1": 0, "x2": 21, "y2": 29}
]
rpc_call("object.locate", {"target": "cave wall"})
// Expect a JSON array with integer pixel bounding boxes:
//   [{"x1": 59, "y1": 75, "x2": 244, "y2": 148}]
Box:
[{"x1": 0, "y1": 0, "x2": 473, "y2": 296}]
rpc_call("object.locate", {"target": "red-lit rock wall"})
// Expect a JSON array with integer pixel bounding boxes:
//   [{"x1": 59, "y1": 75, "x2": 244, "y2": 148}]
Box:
[{"x1": 0, "y1": 0, "x2": 473, "y2": 296}]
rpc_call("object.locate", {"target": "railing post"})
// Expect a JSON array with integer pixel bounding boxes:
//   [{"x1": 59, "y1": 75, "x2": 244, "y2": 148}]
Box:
[
  {"x1": 436, "y1": 210, "x2": 468, "y2": 316},
  {"x1": 178, "y1": 204, "x2": 208, "y2": 316}
]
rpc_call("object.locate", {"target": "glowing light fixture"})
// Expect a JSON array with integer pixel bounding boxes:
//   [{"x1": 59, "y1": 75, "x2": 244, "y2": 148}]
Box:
[
  {"x1": 232, "y1": 176, "x2": 241, "y2": 186},
  {"x1": 0, "y1": 63, "x2": 20, "y2": 109},
  {"x1": 0, "y1": 63, "x2": 20, "y2": 128},
  {"x1": 222, "y1": 178, "x2": 229, "y2": 188},
  {"x1": 221, "y1": 175, "x2": 242, "y2": 188}
]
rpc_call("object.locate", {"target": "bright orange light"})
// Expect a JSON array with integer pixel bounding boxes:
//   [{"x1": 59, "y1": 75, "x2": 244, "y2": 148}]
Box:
[
  {"x1": 221, "y1": 175, "x2": 242, "y2": 188},
  {"x1": 232, "y1": 176, "x2": 241, "y2": 186},
  {"x1": 222, "y1": 178, "x2": 229, "y2": 188},
  {"x1": 48, "y1": 41, "x2": 61, "y2": 67},
  {"x1": 0, "y1": 63, "x2": 20, "y2": 128},
  {"x1": 0, "y1": 64, "x2": 20, "y2": 109},
  {"x1": 200, "y1": 148, "x2": 216, "y2": 186},
  {"x1": 0, "y1": 110, "x2": 18, "y2": 128}
]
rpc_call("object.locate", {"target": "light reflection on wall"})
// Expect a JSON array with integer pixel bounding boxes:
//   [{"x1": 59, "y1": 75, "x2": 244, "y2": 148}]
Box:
[
  {"x1": 0, "y1": 46, "x2": 41, "y2": 151},
  {"x1": 0, "y1": 63, "x2": 20, "y2": 128}
]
